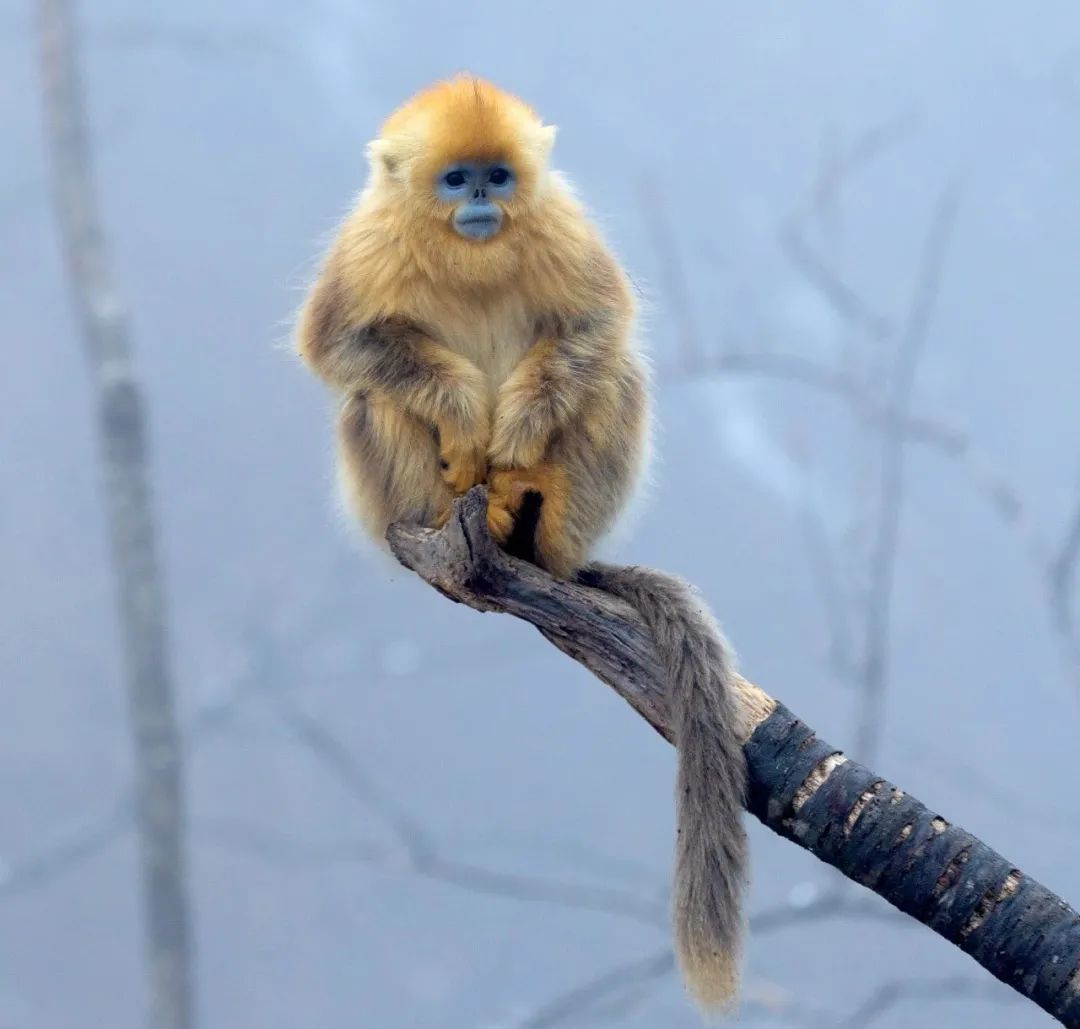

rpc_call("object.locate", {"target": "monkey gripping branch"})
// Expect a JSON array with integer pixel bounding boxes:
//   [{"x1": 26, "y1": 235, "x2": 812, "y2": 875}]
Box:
[{"x1": 388, "y1": 487, "x2": 1080, "y2": 1027}]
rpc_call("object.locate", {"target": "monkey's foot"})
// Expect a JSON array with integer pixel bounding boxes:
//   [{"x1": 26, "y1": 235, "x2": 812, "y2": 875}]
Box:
[
  {"x1": 487, "y1": 466, "x2": 570, "y2": 569},
  {"x1": 487, "y1": 469, "x2": 541, "y2": 552},
  {"x1": 486, "y1": 496, "x2": 516, "y2": 543},
  {"x1": 487, "y1": 469, "x2": 542, "y2": 524},
  {"x1": 487, "y1": 468, "x2": 542, "y2": 544}
]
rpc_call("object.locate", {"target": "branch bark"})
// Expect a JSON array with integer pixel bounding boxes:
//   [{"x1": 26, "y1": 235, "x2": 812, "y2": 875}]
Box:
[
  {"x1": 39, "y1": 2, "x2": 193, "y2": 1027},
  {"x1": 388, "y1": 488, "x2": 1080, "y2": 1028}
]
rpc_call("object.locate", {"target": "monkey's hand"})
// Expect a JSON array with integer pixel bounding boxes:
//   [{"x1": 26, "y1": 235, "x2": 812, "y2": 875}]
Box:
[
  {"x1": 487, "y1": 421, "x2": 547, "y2": 472},
  {"x1": 487, "y1": 373, "x2": 553, "y2": 471},
  {"x1": 488, "y1": 330, "x2": 610, "y2": 470},
  {"x1": 485, "y1": 468, "x2": 528, "y2": 542},
  {"x1": 438, "y1": 424, "x2": 489, "y2": 496}
]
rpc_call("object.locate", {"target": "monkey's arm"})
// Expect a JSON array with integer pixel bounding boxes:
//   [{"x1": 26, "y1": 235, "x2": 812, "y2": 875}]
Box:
[
  {"x1": 487, "y1": 310, "x2": 626, "y2": 469},
  {"x1": 297, "y1": 278, "x2": 490, "y2": 493},
  {"x1": 486, "y1": 236, "x2": 631, "y2": 469}
]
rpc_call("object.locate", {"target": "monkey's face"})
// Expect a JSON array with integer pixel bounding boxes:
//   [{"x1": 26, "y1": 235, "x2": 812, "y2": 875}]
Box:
[
  {"x1": 367, "y1": 78, "x2": 556, "y2": 281},
  {"x1": 435, "y1": 160, "x2": 517, "y2": 241}
]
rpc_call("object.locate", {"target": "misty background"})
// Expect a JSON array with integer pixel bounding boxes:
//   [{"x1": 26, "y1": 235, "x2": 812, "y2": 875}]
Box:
[{"x1": 4, "y1": 1, "x2": 1080, "y2": 1026}]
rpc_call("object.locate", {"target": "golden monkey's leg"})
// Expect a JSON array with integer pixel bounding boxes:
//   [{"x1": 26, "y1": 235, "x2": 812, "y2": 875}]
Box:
[
  {"x1": 486, "y1": 366, "x2": 648, "y2": 579},
  {"x1": 338, "y1": 393, "x2": 453, "y2": 542}
]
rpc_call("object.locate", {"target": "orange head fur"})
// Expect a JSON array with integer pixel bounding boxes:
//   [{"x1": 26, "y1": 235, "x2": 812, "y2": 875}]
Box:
[{"x1": 363, "y1": 76, "x2": 559, "y2": 286}]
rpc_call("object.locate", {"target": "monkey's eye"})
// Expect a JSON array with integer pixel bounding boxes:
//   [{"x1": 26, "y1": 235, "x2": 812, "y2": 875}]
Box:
[
  {"x1": 488, "y1": 167, "x2": 511, "y2": 186},
  {"x1": 443, "y1": 170, "x2": 467, "y2": 189}
]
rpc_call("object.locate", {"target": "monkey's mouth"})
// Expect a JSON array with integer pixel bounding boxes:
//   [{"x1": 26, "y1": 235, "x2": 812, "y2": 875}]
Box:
[{"x1": 453, "y1": 210, "x2": 503, "y2": 240}]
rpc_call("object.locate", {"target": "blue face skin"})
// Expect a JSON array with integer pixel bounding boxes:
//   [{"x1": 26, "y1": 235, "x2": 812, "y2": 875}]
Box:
[{"x1": 436, "y1": 161, "x2": 516, "y2": 241}]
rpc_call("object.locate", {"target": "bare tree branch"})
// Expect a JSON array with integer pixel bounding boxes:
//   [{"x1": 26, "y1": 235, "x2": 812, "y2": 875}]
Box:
[
  {"x1": 0, "y1": 640, "x2": 276, "y2": 900},
  {"x1": 1050, "y1": 488, "x2": 1080, "y2": 673},
  {"x1": 194, "y1": 817, "x2": 392, "y2": 866},
  {"x1": 853, "y1": 181, "x2": 961, "y2": 763},
  {"x1": 517, "y1": 948, "x2": 675, "y2": 1028},
  {"x1": 637, "y1": 176, "x2": 706, "y2": 372},
  {"x1": 0, "y1": 800, "x2": 130, "y2": 899},
  {"x1": 806, "y1": 111, "x2": 922, "y2": 220},
  {"x1": 263, "y1": 693, "x2": 667, "y2": 926},
  {"x1": 389, "y1": 489, "x2": 1080, "y2": 1028},
  {"x1": 517, "y1": 894, "x2": 906, "y2": 1028},
  {"x1": 837, "y1": 973, "x2": 1017, "y2": 1029},
  {"x1": 670, "y1": 350, "x2": 965, "y2": 451},
  {"x1": 779, "y1": 109, "x2": 920, "y2": 344},
  {"x1": 37, "y1": 3, "x2": 192, "y2": 1025},
  {"x1": 778, "y1": 222, "x2": 892, "y2": 344},
  {"x1": 2, "y1": 621, "x2": 669, "y2": 933},
  {"x1": 799, "y1": 505, "x2": 857, "y2": 680}
]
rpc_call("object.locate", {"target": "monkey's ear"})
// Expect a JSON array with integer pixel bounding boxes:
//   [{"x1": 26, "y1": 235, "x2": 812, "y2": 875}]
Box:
[
  {"x1": 537, "y1": 124, "x2": 558, "y2": 161},
  {"x1": 367, "y1": 138, "x2": 402, "y2": 178}
]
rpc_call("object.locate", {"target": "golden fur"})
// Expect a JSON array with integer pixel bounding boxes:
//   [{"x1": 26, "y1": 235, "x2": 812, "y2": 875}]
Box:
[{"x1": 296, "y1": 75, "x2": 649, "y2": 576}]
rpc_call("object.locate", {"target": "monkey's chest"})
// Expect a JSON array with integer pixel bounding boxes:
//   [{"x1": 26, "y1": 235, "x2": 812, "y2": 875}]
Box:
[{"x1": 441, "y1": 300, "x2": 535, "y2": 397}]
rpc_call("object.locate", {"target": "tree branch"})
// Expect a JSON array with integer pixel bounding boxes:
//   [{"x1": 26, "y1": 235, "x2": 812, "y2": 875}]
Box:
[
  {"x1": 38, "y1": 2, "x2": 192, "y2": 1027},
  {"x1": 1050, "y1": 488, "x2": 1080, "y2": 674},
  {"x1": 517, "y1": 894, "x2": 907, "y2": 1029},
  {"x1": 853, "y1": 180, "x2": 961, "y2": 762},
  {"x1": 388, "y1": 488, "x2": 1080, "y2": 1028},
  {"x1": 261, "y1": 692, "x2": 667, "y2": 926}
]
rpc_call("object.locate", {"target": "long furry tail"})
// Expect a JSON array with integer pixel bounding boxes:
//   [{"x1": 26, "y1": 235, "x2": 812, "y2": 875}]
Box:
[{"x1": 585, "y1": 563, "x2": 748, "y2": 1011}]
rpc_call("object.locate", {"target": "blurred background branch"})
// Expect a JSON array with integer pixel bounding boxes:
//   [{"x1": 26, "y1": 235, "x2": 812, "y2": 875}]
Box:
[{"x1": 37, "y1": 1, "x2": 192, "y2": 1026}]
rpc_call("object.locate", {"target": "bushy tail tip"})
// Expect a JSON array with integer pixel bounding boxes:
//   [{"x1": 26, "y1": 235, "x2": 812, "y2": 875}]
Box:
[{"x1": 677, "y1": 928, "x2": 742, "y2": 1012}]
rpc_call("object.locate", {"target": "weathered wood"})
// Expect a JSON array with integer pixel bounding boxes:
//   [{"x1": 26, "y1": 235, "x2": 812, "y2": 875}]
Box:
[{"x1": 388, "y1": 487, "x2": 1080, "y2": 1028}]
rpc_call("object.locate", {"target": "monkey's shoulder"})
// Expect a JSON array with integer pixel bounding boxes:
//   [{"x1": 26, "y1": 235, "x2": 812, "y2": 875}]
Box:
[{"x1": 521, "y1": 229, "x2": 633, "y2": 325}]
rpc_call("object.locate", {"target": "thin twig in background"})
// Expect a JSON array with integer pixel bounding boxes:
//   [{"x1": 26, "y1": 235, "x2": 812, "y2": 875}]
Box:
[
  {"x1": 837, "y1": 973, "x2": 1017, "y2": 1029},
  {"x1": 779, "y1": 129, "x2": 1064, "y2": 634},
  {"x1": 799, "y1": 505, "x2": 856, "y2": 680},
  {"x1": 780, "y1": 109, "x2": 920, "y2": 344},
  {"x1": 778, "y1": 120, "x2": 1078, "y2": 712},
  {"x1": 1, "y1": 637, "x2": 670, "y2": 928},
  {"x1": 37, "y1": 2, "x2": 192, "y2": 1026},
  {"x1": 0, "y1": 799, "x2": 131, "y2": 899},
  {"x1": 517, "y1": 948, "x2": 675, "y2": 1028},
  {"x1": 777, "y1": 118, "x2": 964, "y2": 768},
  {"x1": 744, "y1": 973, "x2": 1015, "y2": 1029},
  {"x1": 0, "y1": 640, "x2": 275, "y2": 901},
  {"x1": 516, "y1": 895, "x2": 907, "y2": 1028},
  {"x1": 263, "y1": 692, "x2": 667, "y2": 926},
  {"x1": 1050, "y1": 489, "x2": 1080, "y2": 676},
  {"x1": 638, "y1": 175, "x2": 705, "y2": 372},
  {"x1": 807, "y1": 111, "x2": 922, "y2": 219},
  {"x1": 662, "y1": 116, "x2": 962, "y2": 769},
  {"x1": 853, "y1": 181, "x2": 961, "y2": 764},
  {"x1": 672, "y1": 349, "x2": 966, "y2": 450}
]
